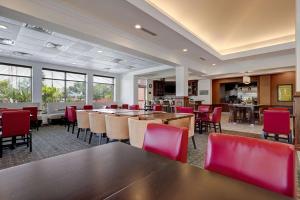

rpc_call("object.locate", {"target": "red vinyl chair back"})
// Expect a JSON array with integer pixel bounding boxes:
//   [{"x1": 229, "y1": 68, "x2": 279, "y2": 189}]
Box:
[
  {"x1": 83, "y1": 105, "x2": 93, "y2": 110},
  {"x1": 268, "y1": 107, "x2": 289, "y2": 111},
  {"x1": 67, "y1": 106, "x2": 77, "y2": 123},
  {"x1": 2, "y1": 111, "x2": 30, "y2": 137},
  {"x1": 198, "y1": 105, "x2": 210, "y2": 112},
  {"x1": 263, "y1": 110, "x2": 290, "y2": 135},
  {"x1": 176, "y1": 106, "x2": 194, "y2": 113},
  {"x1": 121, "y1": 104, "x2": 128, "y2": 109},
  {"x1": 129, "y1": 104, "x2": 140, "y2": 110},
  {"x1": 205, "y1": 133, "x2": 295, "y2": 197},
  {"x1": 23, "y1": 107, "x2": 38, "y2": 121},
  {"x1": 65, "y1": 106, "x2": 76, "y2": 120},
  {"x1": 143, "y1": 123, "x2": 188, "y2": 163},
  {"x1": 110, "y1": 104, "x2": 118, "y2": 109},
  {"x1": 153, "y1": 104, "x2": 162, "y2": 111},
  {"x1": 211, "y1": 107, "x2": 222, "y2": 123}
]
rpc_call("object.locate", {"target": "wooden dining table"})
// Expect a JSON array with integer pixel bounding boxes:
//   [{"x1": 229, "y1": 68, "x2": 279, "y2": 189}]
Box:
[
  {"x1": 79, "y1": 109, "x2": 165, "y2": 117},
  {"x1": 0, "y1": 142, "x2": 292, "y2": 200},
  {"x1": 138, "y1": 112, "x2": 194, "y2": 124}
]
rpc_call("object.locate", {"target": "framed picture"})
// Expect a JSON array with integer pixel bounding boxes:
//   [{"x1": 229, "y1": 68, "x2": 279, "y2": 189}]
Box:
[{"x1": 278, "y1": 84, "x2": 293, "y2": 102}]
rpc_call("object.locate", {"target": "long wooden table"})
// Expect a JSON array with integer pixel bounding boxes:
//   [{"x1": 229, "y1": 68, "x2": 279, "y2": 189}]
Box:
[
  {"x1": 138, "y1": 113, "x2": 194, "y2": 124},
  {"x1": 0, "y1": 143, "x2": 292, "y2": 200},
  {"x1": 79, "y1": 109, "x2": 165, "y2": 116}
]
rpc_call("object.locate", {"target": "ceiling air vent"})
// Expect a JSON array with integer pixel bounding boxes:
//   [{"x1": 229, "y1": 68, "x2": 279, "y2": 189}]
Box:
[
  {"x1": 45, "y1": 42, "x2": 63, "y2": 49},
  {"x1": 112, "y1": 58, "x2": 123, "y2": 63},
  {"x1": 25, "y1": 24, "x2": 52, "y2": 35},
  {"x1": 200, "y1": 57, "x2": 206, "y2": 61},
  {"x1": 13, "y1": 51, "x2": 32, "y2": 56},
  {"x1": 0, "y1": 38, "x2": 15, "y2": 46},
  {"x1": 140, "y1": 27, "x2": 157, "y2": 36},
  {"x1": 127, "y1": 66, "x2": 136, "y2": 70}
]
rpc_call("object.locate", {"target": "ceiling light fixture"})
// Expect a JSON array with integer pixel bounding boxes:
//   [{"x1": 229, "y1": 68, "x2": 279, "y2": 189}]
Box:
[
  {"x1": 134, "y1": 24, "x2": 142, "y2": 29},
  {"x1": 72, "y1": 62, "x2": 77, "y2": 64},
  {"x1": 212, "y1": 63, "x2": 216, "y2": 66},
  {"x1": 97, "y1": 50, "x2": 103, "y2": 53},
  {"x1": 182, "y1": 48, "x2": 188, "y2": 52},
  {"x1": 0, "y1": 25, "x2": 7, "y2": 30}
]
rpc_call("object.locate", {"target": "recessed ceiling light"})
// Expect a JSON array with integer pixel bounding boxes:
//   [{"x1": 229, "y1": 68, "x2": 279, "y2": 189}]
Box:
[
  {"x1": 212, "y1": 63, "x2": 216, "y2": 66},
  {"x1": 182, "y1": 48, "x2": 188, "y2": 52},
  {"x1": 97, "y1": 50, "x2": 103, "y2": 53},
  {"x1": 72, "y1": 62, "x2": 76, "y2": 64},
  {"x1": 0, "y1": 38, "x2": 15, "y2": 46},
  {"x1": 134, "y1": 24, "x2": 142, "y2": 29},
  {"x1": 0, "y1": 25, "x2": 7, "y2": 30}
]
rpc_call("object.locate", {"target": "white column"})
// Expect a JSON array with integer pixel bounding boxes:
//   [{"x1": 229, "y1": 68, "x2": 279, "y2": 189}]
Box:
[
  {"x1": 176, "y1": 66, "x2": 189, "y2": 96},
  {"x1": 86, "y1": 72, "x2": 93, "y2": 105},
  {"x1": 32, "y1": 64, "x2": 42, "y2": 104},
  {"x1": 296, "y1": 0, "x2": 300, "y2": 92}
]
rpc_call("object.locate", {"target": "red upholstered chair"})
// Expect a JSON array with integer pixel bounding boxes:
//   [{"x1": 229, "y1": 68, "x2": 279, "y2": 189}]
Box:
[
  {"x1": 143, "y1": 123, "x2": 188, "y2": 163},
  {"x1": 121, "y1": 104, "x2": 129, "y2": 109},
  {"x1": 195, "y1": 105, "x2": 210, "y2": 131},
  {"x1": 205, "y1": 133, "x2": 296, "y2": 197},
  {"x1": 153, "y1": 104, "x2": 162, "y2": 111},
  {"x1": 67, "y1": 106, "x2": 77, "y2": 134},
  {"x1": 176, "y1": 106, "x2": 194, "y2": 113},
  {"x1": 129, "y1": 104, "x2": 140, "y2": 110},
  {"x1": 23, "y1": 107, "x2": 39, "y2": 131},
  {"x1": 110, "y1": 104, "x2": 118, "y2": 109},
  {"x1": 83, "y1": 105, "x2": 93, "y2": 110},
  {"x1": 263, "y1": 110, "x2": 292, "y2": 143},
  {"x1": 201, "y1": 107, "x2": 222, "y2": 133},
  {"x1": 0, "y1": 110, "x2": 32, "y2": 157},
  {"x1": 65, "y1": 106, "x2": 76, "y2": 128}
]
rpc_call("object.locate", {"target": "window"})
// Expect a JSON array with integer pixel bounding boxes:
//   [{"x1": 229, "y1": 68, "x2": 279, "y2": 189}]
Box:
[
  {"x1": 0, "y1": 63, "x2": 32, "y2": 103},
  {"x1": 93, "y1": 76, "x2": 114, "y2": 103},
  {"x1": 42, "y1": 69, "x2": 86, "y2": 106}
]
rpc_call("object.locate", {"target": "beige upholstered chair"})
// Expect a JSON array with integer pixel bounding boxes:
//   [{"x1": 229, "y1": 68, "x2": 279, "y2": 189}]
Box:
[
  {"x1": 76, "y1": 110, "x2": 90, "y2": 141},
  {"x1": 128, "y1": 117, "x2": 163, "y2": 148},
  {"x1": 105, "y1": 115, "x2": 130, "y2": 142},
  {"x1": 168, "y1": 115, "x2": 196, "y2": 149},
  {"x1": 88, "y1": 112, "x2": 106, "y2": 144}
]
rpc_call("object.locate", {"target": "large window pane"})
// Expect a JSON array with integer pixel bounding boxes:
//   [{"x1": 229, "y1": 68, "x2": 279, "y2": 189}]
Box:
[
  {"x1": 0, "y1": 64, "x2": 32, "y2": 103},
  {"x1": 42, "y1": 79, "x2": 65, "y2": 103},
  {"x1": 43, "y1": 70, "x2": 65, "y2": 80},
  {"x1": 93, "y1": 83, "x2": 114, "y2": 103},
  {"x1": 66, "y1": 81, "x2": 86, "y2": 102}
]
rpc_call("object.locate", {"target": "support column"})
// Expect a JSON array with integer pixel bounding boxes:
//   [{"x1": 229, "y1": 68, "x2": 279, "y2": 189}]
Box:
[
  {"x1": 175, "y1": 66, "x2": 188, "y2": 96},
  {"x1": 32, "y1": 64, "x2": 42, "y2": 104},
  {"x1": 294, "y1": 0, "x2": 300, "y2": 148},
  {"x1": 86, "y1": 72, "x2": 93, "y2": 105}
]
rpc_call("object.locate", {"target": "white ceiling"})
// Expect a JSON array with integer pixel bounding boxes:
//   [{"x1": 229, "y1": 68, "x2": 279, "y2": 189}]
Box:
[
  {"x1": 146, "y1": 0, "x2": 295, "y2": 55},
  {"x1": 0, "y1": 16, "x2": 164, "y2": 73}
]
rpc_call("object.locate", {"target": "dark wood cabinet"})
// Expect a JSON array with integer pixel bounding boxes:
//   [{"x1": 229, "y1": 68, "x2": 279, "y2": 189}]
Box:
[
  {"x1": 153, "y1": 81, "x2": 165, "y2": 96},
  {"x1": 188, "y1": 80, "x2": 198, "y2": 96}
]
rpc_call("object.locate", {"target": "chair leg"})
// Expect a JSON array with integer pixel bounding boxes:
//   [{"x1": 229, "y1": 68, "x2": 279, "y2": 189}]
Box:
[
  {"x1": 219, "y1": 123, "x2": 222, "y2": 133},
  {"x1": 29, "y1": 131, "x2": 32, "y2": 152},
  {"x1": 263, "y1": 132, "x2": 268, "y2": 139},
  {"x1": 77, "y1": 128, "x2": 81, "y2": 138},
  {"x1": 84, "y1": 129, "x2": 88, "y2": 142},
  {"x1": 106, "y1": 137, "x2": 109, "y2": 143},
  {"x1": 67, "y1": 123, "x2": 70, "y2": 132},
  {"x1": 191, "y1": 136, "x2": 196, "y2": 149},
  {"x1": 274, "y1": 134, "x2": 279, "y2": 141},
  {"x1": 89, "y1": 132, "x2": 93, "y2": 144},
  {"x1": 288, "y1": 133, "x2": 293, "y2": 144},
  {"x1": 98, "y1": 134, "x2": 103, "y2": 145},
  {"x1": 72, "y1": 123, "x2": 75, "y2": 134},
  {"x1": 213, "y1": 123, "x2": 217, "y2": 132},
  {"x1": 27, "y1": 134, "x2": 29, "y2": 147}
]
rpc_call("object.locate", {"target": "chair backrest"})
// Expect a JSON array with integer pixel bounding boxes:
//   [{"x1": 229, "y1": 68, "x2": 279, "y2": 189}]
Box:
[
  {"x1": 198, "y1": 105, "x2": 210, "y2": 112},
  {"x1": 89, "y1": 112, "x2": 106, "y2": 134},
  {"x1": 83, "y1": 105, "x2": 93, "y2": 110},
  {"x1": 128, "y1": 117, "x2": 162, "y2": 148},
  {"x1": 110, "y1": 104, "x2": 118, "y2": 109},
  {"x1": 105, "y1": 115, "x2": 130, "y2": 140},
  {"x1": 205, "y1": 133, "x2": 295, "y2": 197},
  {"x1": 176, "y1": 106, "x2": 194, "y2": 113},
  {"x1": 152, "y1": 104, "x2": 162, "y2": 111},
  {"x1": 121, "y1": 104, "x2": 129, "y2": 109},
  {"x1": 23, "y1": 106, "x2": 38, "y2": 121},
  {"x1": 143, "y1": 123, "x2": 188, "y2": 163},
  {"x1": 67, "y1": 106, "x2": 77, "y2": 123},
  {"x1": 129, "y1": 104, "x2": 140, "y2": 110},
  {"x1": 2, "y1": 111, "x2": 30, "y2": 137},
  {"x1": 268, "y1": 107, "x2": 289, "y2": 111},
  {"x1": 168, "y1": 116, "x2": 195, "y2": 137},
  {"x1": 76, "y1": 110, "x2": 90, "y2": 129},
  {"x1": 211, "y1": 107, "x2": 222, "y2": 123},
  {"x1": 263, "y1": 110, "x2": 290, "y2": 135}
]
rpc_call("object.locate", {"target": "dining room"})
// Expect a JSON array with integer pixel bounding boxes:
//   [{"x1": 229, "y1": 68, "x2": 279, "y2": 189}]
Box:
[{"x1": 0, "y1": 0, "x2": 299, "y2": 200}]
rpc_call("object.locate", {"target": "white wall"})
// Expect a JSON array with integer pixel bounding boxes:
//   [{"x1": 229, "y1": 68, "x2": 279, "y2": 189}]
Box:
[
  {"x1": 0, "y1": 56, "x2": 120, "y2": 104},
  {"x1": 190, "y1": 79, "x2": 212, "y2": 104},
  {"x1": 119, "y1": 73, "x2": 138, "y2": 105}
]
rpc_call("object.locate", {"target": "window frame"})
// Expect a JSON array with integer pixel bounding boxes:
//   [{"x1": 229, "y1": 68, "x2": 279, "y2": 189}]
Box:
[{"x1": 0, "y1": 62, "x2": 32, "y2": 102}]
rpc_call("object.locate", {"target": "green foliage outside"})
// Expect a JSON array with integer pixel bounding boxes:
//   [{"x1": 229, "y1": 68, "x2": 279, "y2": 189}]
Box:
[
  {"x1": 93, "y1": 83, "x2": 113, "y2": 102},
  {"x1": 0, "y1": 79, "x2": 31, "y2": 103}
]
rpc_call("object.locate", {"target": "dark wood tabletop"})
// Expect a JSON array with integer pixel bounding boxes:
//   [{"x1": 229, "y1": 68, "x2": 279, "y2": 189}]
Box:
[
  {"x1": 138, "y1": 113, "x2": 194, "y2": 123},
  {"x1": 0, "y1": 143, "x2": 292, "y2": 200}
]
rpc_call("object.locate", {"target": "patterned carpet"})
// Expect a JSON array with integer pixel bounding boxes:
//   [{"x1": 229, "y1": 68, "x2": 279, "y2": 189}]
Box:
[{"x1": 0, "y1": 125, "x2": 298, "y2": 198}]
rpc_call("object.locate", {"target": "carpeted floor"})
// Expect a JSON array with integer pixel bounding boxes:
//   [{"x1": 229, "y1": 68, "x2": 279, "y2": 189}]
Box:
[{"x1": 0, "y1": 125, "x2": 298, "y2": 198}]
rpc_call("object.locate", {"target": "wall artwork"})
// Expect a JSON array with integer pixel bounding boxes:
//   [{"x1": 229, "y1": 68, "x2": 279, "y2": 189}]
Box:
[{"x1": 277, "y1": 84, "x2": 293, "y2": 102}]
